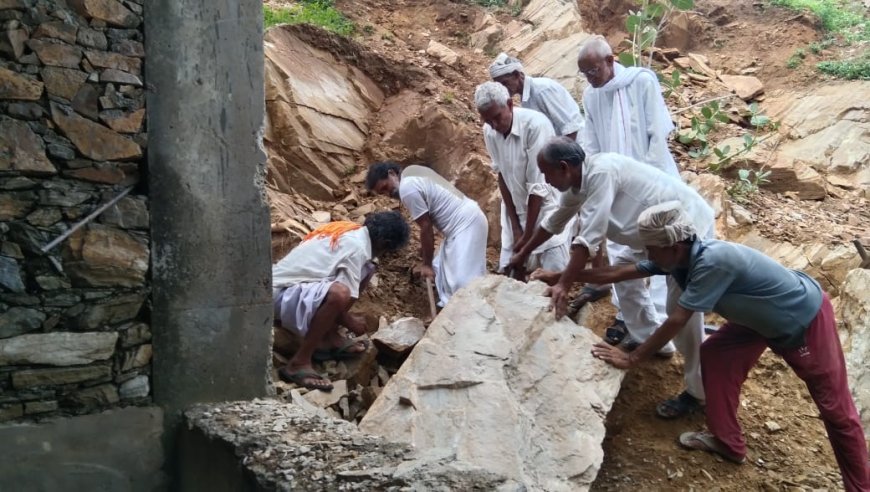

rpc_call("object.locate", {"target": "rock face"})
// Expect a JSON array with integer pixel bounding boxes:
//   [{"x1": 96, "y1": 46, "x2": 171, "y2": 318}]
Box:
[
  {"x1": 264, "y1": 26, "x2": 383, "y2": 200},
  {"x1": 360, "y1": 275, "x2": 625, "y2": 491},
  {"x1": 764, "y1": 83, "x2": 870, "y2": 197},
  {"x1": 839, "y1": 268, "x2": 870, "y2": 439}
]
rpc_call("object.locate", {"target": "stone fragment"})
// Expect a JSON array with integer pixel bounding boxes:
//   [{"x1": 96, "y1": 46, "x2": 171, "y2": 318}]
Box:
[
  {"x1": 0, "y1": 331, "x2": 117, "y2": 366},
  {"x1": 98, "y1": 68, "x2": 141, "y2": 87},
  {"x1": 27, "y1": 39, "x2": 82, "y2": 68},
  {"x1": 64, "y1": 161, "x2": 130, "y2": 184},
  {"x1": 119, "y1": 375, "x2": 149, "y2": 399},
  {"x1": 99, "y1": 196, "x2": 148, "y2": 229},
  {"x1": 47, "y1": 143, "x2": 76, "y2": 160},
  {"x1": 38, "y1": 187, "x2": 91, "y2": 207},
  {"x1": 372, "y1": 317, "x2": 426, "y2": 355},
  {"x1": 12, "y1": 365, "x2": 111, "y2": 389},
  {"x1": 0, "y1": 191, "x2": 36, "y2": 220},
  {"x1": 35, "y1": 275, "x2": 71, "y2": 290},
  {"x1": 50, "y1": 102, "x2": 142, "y2": 160},
  {"x1": 0, "y1": 66, "x2": 43, "y2": 100},
  {"x1": 719, "y1": 74, "x2": 764, "y2": 101},
  {"x1": 840, "y1": 269, "x2": 870, "y2": 439},
  {"x1": 303, "y1": 379, "x2": 348, "y2": 408},
  {"x1": 24, "y1": 400, "x2": 58, "y2": 414},
  {"x1": 68, "y1": 0, "x2": 141, "y2": 28},
  {"x1": 76, "y1": 26, "x2": 107, "y2": 49},
  {"x1": 426, "y1": 40, "x2": 459, "y2": 66},
  {"x1": 0, "y1": 404, "x2": 23, "y2": 422},
  {"x1": 764, "y1": 420, "x2": 783, "y2": 433},
  {"x1": 360, "y1": 275, "x2": 625, "y2": 490},
  {"x1": 110, "y1": 38, "x2": 143, "y2": 57},
  {"x1": 119, "y1": 322, "x2": 150, "y2": 347},
  {"x1": 7, "y1": 102, "x2": 43, "y2": 120},
  {"x1": 71, "y1": 82, "x2": 100, "y2": 120},
  {"x1": 1, "y1": 241, "x2": 24, "y2": 258},
  {"x1": 64, "y1": 383, "x2": 119, "y2": 408},
  {"x1": 43, "y1": 291, "x2": 80, "y2": 307},
  {"x1": 83, "y1": 49, "x2": 140, "y2": 74},
  {"x1": 77, "y1": 292, "x2": 146, "y2": 329},
  {"x1": 0, "y1": 307, "x2": 44, "y2": 338},
  {"x1": 0, "y1": 0, "x2": 28, "y2": 10},
  {"x1": 64, "y1": 225, "x2": 148, "y2": 287},
  {"x1": 41, "y1": 66, "x2": 88, "y2": 101},
  {"x1": 120, "y1": 343, "x2": 152, "y2": 371},
  {"x1": 99, "y1": 107, "x2": 144, "y2": 132},
  {"x1": 0, "y1": 256, "x2": 25, "y2": 293},
  {"x1": 0, "y1": 28, "x2": 28, "y2": 60},
  {"x1": 32, "y1": 21, "x2": 78, "y2": 44},
  {"x1": 26, "y1": 207, "x2": 62, "y2": 227}
]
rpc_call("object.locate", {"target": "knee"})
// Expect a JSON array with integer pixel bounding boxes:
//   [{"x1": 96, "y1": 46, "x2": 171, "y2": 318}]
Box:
[{"x1": 324, "y1": 282, "x2": 352, "y2": 309}]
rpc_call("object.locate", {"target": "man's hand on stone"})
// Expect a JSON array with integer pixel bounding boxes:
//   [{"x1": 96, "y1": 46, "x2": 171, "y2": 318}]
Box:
[
  {"x1": 591, "y1": 342, "x2": 632, "y2": 369},
  {"x1": 544, "y1": 282, "x2": 570, "y2": 319},
  {"x1": 413, "y1": 264, "x2": 435, "y2": 280},
  {"x1": 506, "y1": 252, "x2": 528, "y2": 279},
  {"x1": 529, "y1": 268, "x2": 560, "y2": 286}
]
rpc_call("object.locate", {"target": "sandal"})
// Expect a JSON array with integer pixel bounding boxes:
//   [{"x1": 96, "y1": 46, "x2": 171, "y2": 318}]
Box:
[
  {"x1": 568, "y1": 285, "x2": 610, "y2": 316},
  {"x1": 657, "y1": 390, "x2": 704, "y2": 419},
  {"x1": 604, "y1": 319, "x2": 627, "y2": 345},
  {"x1": 678, "y1": 431, "x2": 746, "y2": 464},
  {"x1": 278, "y1": 367, "x2": 333, "y2": 391},
  {"x1": 312, "y1": 339, "x2": 369, "y2": 362}
]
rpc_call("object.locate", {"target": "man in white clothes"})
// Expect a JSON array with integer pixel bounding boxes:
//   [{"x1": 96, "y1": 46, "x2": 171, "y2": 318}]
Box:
[
  {"x1": 366, "y1": 162, "x2": 488, "y2": 306},
  {"x1": 576, "y1": 34, "x2": 684, "y2": 346},
  {"x1": 511, "y1": 137, "x2": 715, "y2": 419},
  {"x1": 474, "y1": 81, "x2": 571, "y2": 280},
  {"x1": 489, "y1": 52, "x2": 585, "y2": 141}
]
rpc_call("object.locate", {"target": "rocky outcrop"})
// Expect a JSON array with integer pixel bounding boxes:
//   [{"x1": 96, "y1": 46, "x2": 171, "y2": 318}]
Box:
[
  {"x1": 839, "y1": 268, "x2": 870, "y2": 439},
  {"x1": 264, "y1": 26, "x2": 383, "y2": 201},
  {"x1": 764, "y1": 83, "x2": 870, "y2": 197},
  {"x1": 360, "y1": 275, "x2": 625, "y2": 491}
]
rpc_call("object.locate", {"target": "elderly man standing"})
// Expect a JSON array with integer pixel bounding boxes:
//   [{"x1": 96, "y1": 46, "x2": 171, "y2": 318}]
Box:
[
  {"x1": 512, "y1": 137, "x2": 714, "y2": 418},
  {"x1": 474, "y1": 81, "x2": 570, "y2": 280},
  {"x1": 489, "y1": 52, "x2": 585, "y2": 141},
  {"x1": 365, "y1": 162, "x2": 488, "y2": 306},
  {"x1": 272, "y1": 211, "x2": 409, "y2": 391},
  {"x1": 589, "y1": 202, "x2": 870, "y2": 492},
  {"x1": 576, "y1": 34, "x2": 684, "y2": 347}
]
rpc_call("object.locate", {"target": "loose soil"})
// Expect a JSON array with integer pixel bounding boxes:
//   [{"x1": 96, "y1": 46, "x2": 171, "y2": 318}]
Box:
[{"x1": 266, "y1": 1, "x2": 864, "y2": 490}]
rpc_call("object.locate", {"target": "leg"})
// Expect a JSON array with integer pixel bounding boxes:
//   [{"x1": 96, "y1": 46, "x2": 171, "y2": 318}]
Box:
[
  {"x1": 667, "y1": 276, "x2": 705, "y2": 400},
  {"x1": 606, "y1": 240, "x2": 627, "y2": 321},
  {"x1": 776, "y1": 296, "x2": 870, "y2": 492},
  {"x1": 609, "y1": 245, "x2": 665, "y2": 344},
  {"x1": 700, "y1": 322, "x2": 768, "y2": 458}
]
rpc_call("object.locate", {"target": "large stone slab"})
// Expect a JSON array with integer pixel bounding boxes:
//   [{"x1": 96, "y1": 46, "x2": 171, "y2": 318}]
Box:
[
  {"x1": 50, "y1": 102, "x2": 142, "y2": 161},
  {"x1": 68, "y1": 0, "x2": 141, "y2": 28},
  {"x1": 0, "y1": 67, "x2": 44, "y2": 100},
  {"x1": 63, "y1": 224, "x2": 149, "y2": 288},
  {"x1": 360, "y1": 275, "x2": 625, "y2": 491},
  {"x1": 839, "y1": 268, "x2": 870, "y2": 439},
  {"x1": 0, "y1": 332, "x2": 118, "y2": 366},
  {"x1": 0, "y1": 117, "x2": 55, "y2": 174},
  {"x1": 0, "y1": 407, "x2": 165, "y2": 490},
  {"x1": 12, "y1": 365, "x2": 111, "y2": 389}
]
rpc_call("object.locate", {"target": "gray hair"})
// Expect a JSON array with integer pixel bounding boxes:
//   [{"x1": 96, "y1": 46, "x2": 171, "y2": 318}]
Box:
[
  {"x1": 474, "y1": 81, "x2": 510, "y2": 110},
  {"x1": 539, "y1": 136, "x2": 586, "y2": 168},
  {"x1": 577, "y1": 35, "x2": 613, "y2": 60}
]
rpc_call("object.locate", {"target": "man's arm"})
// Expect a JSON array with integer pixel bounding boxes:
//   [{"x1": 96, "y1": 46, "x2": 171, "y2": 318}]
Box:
[
  {"x1": 518, "y1": 194, "x2": 543, "y2": 251},
  {"x1": 592, "y1": 305, "x2": 695, "y2": 369},
  {"x1": 498, "y1": 172, "x2": 523, "y2": 242},
  {"x1": 414, "y1": 213, "x2": 436, "y2": 279}
]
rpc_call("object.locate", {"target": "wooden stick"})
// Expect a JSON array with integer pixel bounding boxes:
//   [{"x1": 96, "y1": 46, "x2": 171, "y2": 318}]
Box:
[
  {"x1": 425, "y1": 277, "x2": 437, "y2": 320},
  {"x1": 853, "y1": 239, "x2": 870, "y2": 269}
]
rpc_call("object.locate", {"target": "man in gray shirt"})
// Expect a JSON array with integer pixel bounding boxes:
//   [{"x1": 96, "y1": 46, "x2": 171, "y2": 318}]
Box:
[{"x1": 589, "y1": 201, "x2": 869, "y2": 491}]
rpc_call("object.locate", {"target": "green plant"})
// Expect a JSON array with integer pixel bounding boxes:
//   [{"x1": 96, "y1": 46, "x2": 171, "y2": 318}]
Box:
[
  {"x1": 677, "y1": 100, "x2": 730, "y2": 157},
  {"x1": 441, "y1": 91, "x2": 455, "y2": 103},
  {"x1": 473, "y1": 0, "x2": 507, "y2": 7},
  {"x1": 707, "y1": 102, "x2": 778, "y2": 172},
  {"x1": 786, "y1": 48, "x2": 806, "y2": 68},
  {"x1": 728, "y1": 168, "x2": 772, "y2": 201},
  {"x1": 619, "y1": 0, "x2": 695, "y2": 69},
  {"x1": 263, "y1": 1, "x2": 355, "y2": 37},
  {"x1": 362, "y1": 24, "x2": 375, "y2": 35},
  {"x1": 770, "y1": 0, "x2": 869, "y2": 42},
  {"x1": 817, "y1": 55, "x2": 870, "y2": 79},
  {"x1": 511, "y1": 2, "x2": 523, "y2": 16}
]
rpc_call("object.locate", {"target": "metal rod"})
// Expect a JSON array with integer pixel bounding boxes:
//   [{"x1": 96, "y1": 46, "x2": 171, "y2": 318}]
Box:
[{"x1": 40, "y1": 185, "x2": 135, "y2": 253}]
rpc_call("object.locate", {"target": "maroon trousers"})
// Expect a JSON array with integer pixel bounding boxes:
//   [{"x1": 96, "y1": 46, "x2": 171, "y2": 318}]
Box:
[{"x1": 700, "y1": 295, "x2": 870, "y2": 492}]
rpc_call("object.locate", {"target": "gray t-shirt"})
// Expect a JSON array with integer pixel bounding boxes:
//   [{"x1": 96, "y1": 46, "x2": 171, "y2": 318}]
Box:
[{"x1": 637, "y1": 239, "x2": 824, "y2": 349}]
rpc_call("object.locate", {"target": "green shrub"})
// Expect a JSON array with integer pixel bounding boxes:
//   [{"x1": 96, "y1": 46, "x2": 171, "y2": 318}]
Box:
[
  {"x1": 770, "y1": 0, "x2": 868, "y2": 41},
  {"x1": 264, "y1": 1, "x2": 355, "y2": 36},
  {"x1": 817, "y1": 56, "x2": 870, "y2": 79}
]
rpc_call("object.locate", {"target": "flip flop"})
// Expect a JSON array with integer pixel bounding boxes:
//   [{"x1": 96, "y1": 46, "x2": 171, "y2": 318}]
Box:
[
  {"x1": 312, "y1": 339, "x2": 369, "y2": 362},
  {"x1": 604, "y1": 319, "x2": 627, "y2": 345},
  {"x1": 657, "y1": 390, "x2": 704, "y2": 419},
  {"x1": 678, "y1": 431, "x2": 746, "y2": 464},
  {"x1": 278, "y1": 367, "x2": 333, "y2": 391},
  {"x1": 568, "y1": 285, "x2": 610, "y2": 316}
]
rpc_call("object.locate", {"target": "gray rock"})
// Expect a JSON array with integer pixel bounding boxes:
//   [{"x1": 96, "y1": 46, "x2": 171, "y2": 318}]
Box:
[
  {"x1": 110, "y1": 38, "x2": 143, "y2": 57},
  {"x1": 34, "y1": 275, "x2": 71, "y2": 291},
  {"x1": 46, "y1": 143, "x2": 76, "y2": 160},
  {"x1": 0, "y1": 293, "x2": 39, "y2": 306},
  {"x1": 0, "y1": 241, "x2": 24, "y2": 258},
  {"x1": 77, "y1": 292, "x2": 145, "y2": 329},
  {"x1": 0, "y1": 256, "x2": 25, "y2": 293},
  {"x1": 105, "y1": 27, "x2": 139, "y2": 41},
  {"x1": 0, "y1": 28, "x2": 28, "y2": 60},
  {"x1": 0, "y1": 307, "x2": 44, "y2": 338},
  {"x1": 840, "y1": 269, "x2": 870, "y2": 440},
  {"x1": 100, "y1": 196, "x2": 148, "y2": 229},
  {"x1": 98, "y1": 68, "x2": 141, "y2": 86},
  {"x1": 26, "y1": 207, "x2": 62, "y2": 227},
  {"x1": 6, "y1": 102, "x2": 44, "y2": 120},
  {"x1": 0, "y1": 331, "x2": 118, "y2": 366},
  {"x1": 71, "y1": 82, "x2": 99, "y2": 120},
  {"x1": 24, "y1": 400, "x2": 58, "y2": 414},
  {"x1": 64, "y1": 225, "x2": 148, "y2": 288},
  {"x1": 0, "y1": 404, "x2": 23, "y2": 422},
  {"x1": 38, "y1": 187, "x2": 91, "y2": 207},
  {"x1": 119, "y1": 375, "x2": 148, "y2": 399},
  {"x1": 76, "y1": 26, "x2": 107, "y2": 49},
  {"x1": 119, "y1": 343, "x2": 151, "y2": 371},
  {"x1": 372, "y1": 316, "x2": 426, "y2": 355},
  {"x1": 43, "y1": 291, "x2": 80, "y2": 306},
  {"x1": 32, "y1": 20, "x2": 78, "y2": 44},
  {"x1": 0, "y1": 191, "x2": 36, "y2": 221},
  {"x1": 12, "y1": 364, "x2": 111, "y2": 389},
  {"x1": 63, "y1": 383, "x2": 119, "y2": 409},
  {"x1": 118, "y1": 322, "x2": 150, "y2": 347},
  {"x1": 0, "y1": 177, "x2": 36, "y2": 191},
  {"x1": 0, "y1": 117, "x2": 56, "y2": 175},
  {"x1": 361, "y1": 275, "x2": 626, "y2": 490},
  {"x1": 7, "y1": 222, "x2": 48, "y2": 255}
]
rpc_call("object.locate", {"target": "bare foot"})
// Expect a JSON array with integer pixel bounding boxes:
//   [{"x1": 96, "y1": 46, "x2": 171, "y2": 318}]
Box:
[{"x1": 278, "y1": 365, "x2": 333, "y2": 391}]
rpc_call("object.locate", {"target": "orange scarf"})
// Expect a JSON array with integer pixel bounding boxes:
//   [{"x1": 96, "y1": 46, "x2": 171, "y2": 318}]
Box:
[{"x1": 303, "y1": 221, "x2": 362, "y2": 250}]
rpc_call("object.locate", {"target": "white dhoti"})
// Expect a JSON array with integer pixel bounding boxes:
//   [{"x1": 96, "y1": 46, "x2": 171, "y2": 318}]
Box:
[
  {"x1": 433, "y1": 201, "x2": 489, "y2": 306},
  {"x1": 607, "y1": 240, "x2": 668, "y2": 322},
  {"x1": 273, "y1": 280, "x2": 334, "y2": 336},
  {"x1": 497, "y1": 202, "x2": 570, "y2": 273}
]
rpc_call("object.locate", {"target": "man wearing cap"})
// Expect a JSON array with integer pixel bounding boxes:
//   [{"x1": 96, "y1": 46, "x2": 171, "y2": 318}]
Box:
[{"x1": 588, "y1": 201, "x2": 869, "y2": 492}]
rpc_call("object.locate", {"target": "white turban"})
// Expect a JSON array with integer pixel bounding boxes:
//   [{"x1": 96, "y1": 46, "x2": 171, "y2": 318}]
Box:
[
  {"x1": 637, "y1": 201, "x2": 698, "y2": 247},
  {"x1": 489, "y1": 52, "x2": 524, "y2": 79}
]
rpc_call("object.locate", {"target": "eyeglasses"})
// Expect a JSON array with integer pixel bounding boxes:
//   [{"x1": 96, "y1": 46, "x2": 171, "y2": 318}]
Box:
[{"x1": 578, "y1": 66, "x2": 599, "y2": 77}]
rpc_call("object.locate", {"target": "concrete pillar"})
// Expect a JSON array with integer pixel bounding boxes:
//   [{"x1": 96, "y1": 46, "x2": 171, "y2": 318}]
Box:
[{"x1": 145, "y1": 0, "x2": 272, "y2": 422}]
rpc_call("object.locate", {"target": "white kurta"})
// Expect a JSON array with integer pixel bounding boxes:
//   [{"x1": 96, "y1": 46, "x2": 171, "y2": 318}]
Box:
[
  {"x1": 542, "y1": 153, "x2": 715, "y2": 399},
  {"x1": 522, "y1": 76, "x2": 584, "y2": 139},
  {"x1": 483, "y1": 107, "x2": 571, "y2": 271},
  {"x1": 581, "y1": 63, "x2": 680, "y2": 177},
  {"x1": 399, "y1": 169, "x2": 488, "y2": 306}
]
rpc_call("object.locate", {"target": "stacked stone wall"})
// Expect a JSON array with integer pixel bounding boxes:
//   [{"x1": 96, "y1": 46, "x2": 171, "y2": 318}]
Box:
[{"x1": 0, "y1": 0, "x2": 150, "y2": 421}]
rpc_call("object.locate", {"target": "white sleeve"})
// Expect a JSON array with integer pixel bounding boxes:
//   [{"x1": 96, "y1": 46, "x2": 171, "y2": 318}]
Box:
[
  {"x1": 525, "y1": 119, "x2": 556, "y2": 198},
  {"x1": 572, "y1": 171, "x2": 616, "y2": 255},
  {"x1": 336, "y1": 250, "x2": 366, "y2": 298},
  {"x1": 536, "y1": 87, "x2": 584, "y2": 137},
  {"x1": 580, "y1": 91, "x2": 602, "y2": 156},
  {"x1": 483, "y1": 127, "x2": 501, "y2": 172},
  {"x1": 542, "y1": 190, "x2": 583, "y2": 235},
  {"x1": 399, "y1": 181, "x2": 429, "y2": 221}
]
